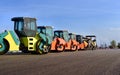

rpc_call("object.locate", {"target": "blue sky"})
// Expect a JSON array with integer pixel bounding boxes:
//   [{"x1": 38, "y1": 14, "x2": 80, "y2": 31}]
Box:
[{"x1": 0, "y1": 0, "x2": 120, "y2": 46}]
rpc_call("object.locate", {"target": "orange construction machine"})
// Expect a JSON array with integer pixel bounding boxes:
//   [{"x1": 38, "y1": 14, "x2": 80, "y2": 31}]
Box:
[
  {"x1": 65, "y1": 33, "x2": 78, "y2": 51},
  {"x1": 76, "y1": 35, "x2": 88, "y2": 50},
  {"x1": 50, "y1": 30, "x2": 78, "y2": 51}
]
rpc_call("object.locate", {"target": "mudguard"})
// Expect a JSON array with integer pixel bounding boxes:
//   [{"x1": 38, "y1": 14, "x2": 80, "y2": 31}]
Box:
[{"x1": 2, "y1": 30, "x2": 20, "y2": 51}]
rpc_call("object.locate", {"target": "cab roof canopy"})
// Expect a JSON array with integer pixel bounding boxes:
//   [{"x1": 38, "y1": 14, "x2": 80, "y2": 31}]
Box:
[
  {"x1": 37, "y1": 26, "x2": 53, "y2": 29},
  {"x1": 11, "y1": 17, "x2": 36, "y2": 21},
  {"x1": 54, "y1": 30, "x2": 68, "y2": 32},
  {"x1": 69, "y1": 33, "x2": 76, "y2": 35},
  {"x1": 86, "y1": 35, "x2": 96, "y2": 37}
]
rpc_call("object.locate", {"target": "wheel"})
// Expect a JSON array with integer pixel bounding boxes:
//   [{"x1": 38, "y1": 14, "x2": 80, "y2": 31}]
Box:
[
  {"x1": 71, "y1": 45, "x2": 77, "y2": 51},
  {"x1": 36, "y1": 39, "x2": 43, "y2": 54},
  {"x1": 30, "y1": 51, "x2": 35, "y2": 54},
  {"x1": 42, "y1": 46, "x2": 49, "y2": 54},
  {"x1": 36, "y1": 49, "x2": 43, "y2": 54},
  {"x1": 20, "y1": 43, "x2": 29, "y2": 53},
  {"x1": 21, "y1": 50, "x2": 29, "y2": 53},
  {"x1": 56, "y1": 44, "x2": 64, "y2": 51},
  {"x1": 0, "y1": 39, "x2": 9, "y2": 55},
  {"x1": 36, "y1": 39, "x2": 49, "y2": 54}
]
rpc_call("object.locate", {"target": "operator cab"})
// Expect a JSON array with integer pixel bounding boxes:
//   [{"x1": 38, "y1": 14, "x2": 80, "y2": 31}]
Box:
[
  {"x1": 54, "y1": 30, "x2": 69, "y2": 42},
  {"x1": 86, "y1": 35, "x2": 96, "y2": 42},
  {"x1": 69, "y1": 33, "x2": 76, "y2": 40},
  {"x1": 11, "y1": 17, "x2": 37, "y2": 37},
  {"x1": 37, "y1": 26, "x2": 46, "y2": 34},
  {"x1": 76, "y1": 35, "x2": 84, "y2": 43},
  {"x1": 37, "y1": 26, "x2": 53, "y2": 36},
  {"x1": 37, "y1": 26, "x2": 54, "y2": 43}
]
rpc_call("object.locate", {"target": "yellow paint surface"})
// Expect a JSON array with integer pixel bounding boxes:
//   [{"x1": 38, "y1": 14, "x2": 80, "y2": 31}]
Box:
[{"x1": 4, "y1": 32, "x2": 19, "y2": 51}]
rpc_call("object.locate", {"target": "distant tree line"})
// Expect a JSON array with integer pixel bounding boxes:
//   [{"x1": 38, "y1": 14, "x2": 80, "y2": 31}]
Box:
[{"x1": 109, "y1": 40, "x2": 120, "y2": 49}]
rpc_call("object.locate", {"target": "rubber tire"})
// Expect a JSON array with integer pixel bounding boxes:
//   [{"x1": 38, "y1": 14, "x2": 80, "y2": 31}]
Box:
[
  {"x1": 20, "y1": 43, "x2": 29, "y2": 53},
  {"x1": 36, "y1": 39, "x2": 43, "y2": 54},
  {"x1": 56, "y1": 44, "x2": 64, "y2": 51},
  {"x1": 0, "y1": 39, "x2": 9, "y2": 55},
  {"x1": 36, "y1": 39, "x2": 49, "y2": 54},
  {"x1": 43, "y1": 46, "x2": 49, "y2": 54},
  {"x1": 71, "y1": 45, "x2": 77, "y2": 51}
]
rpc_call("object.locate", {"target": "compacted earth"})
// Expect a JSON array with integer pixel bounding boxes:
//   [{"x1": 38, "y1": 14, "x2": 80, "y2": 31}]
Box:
[{"x1": 0, "y1": 49, "x2": 120, "y2": 75}]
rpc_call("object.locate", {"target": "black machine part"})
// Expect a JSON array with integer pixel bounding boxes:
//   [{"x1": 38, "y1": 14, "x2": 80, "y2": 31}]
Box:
[{"x1": 12, "y1": 17, "x2": 37, "y2": 37}]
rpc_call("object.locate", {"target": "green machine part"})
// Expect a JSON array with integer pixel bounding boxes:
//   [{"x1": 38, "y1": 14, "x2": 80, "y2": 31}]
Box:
[
  {"x1": 11, "y1": 17, "x2": 52, "y2": 54},
  {"x1": 11, "y1": 17, "x2": 41, "y2": 53},
  {"x1": 0, "y1": 30, "x2": 20, "y2": 55},
  {"x1": 37, "y1": 26, "x2": 54, "y2": 53},
  {"x1": 19, "y1": 36, "x2": 39, "y2": 53}
]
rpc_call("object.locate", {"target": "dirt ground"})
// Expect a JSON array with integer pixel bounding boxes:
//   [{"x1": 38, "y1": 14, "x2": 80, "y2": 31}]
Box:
[{"x1": 0, "y1": 49, "x2": 120, "y2": 75}]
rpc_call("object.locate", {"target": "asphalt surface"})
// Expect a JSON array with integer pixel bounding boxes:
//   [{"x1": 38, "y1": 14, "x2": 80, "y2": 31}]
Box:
[{"x1": 0, "y1": 49, "x2": 120, "y2": 75}]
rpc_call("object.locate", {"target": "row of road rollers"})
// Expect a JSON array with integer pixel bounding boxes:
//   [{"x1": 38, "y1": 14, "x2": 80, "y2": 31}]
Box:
[{"x1": 0, "y1": 17, "x2": 97, "y2": 55}]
